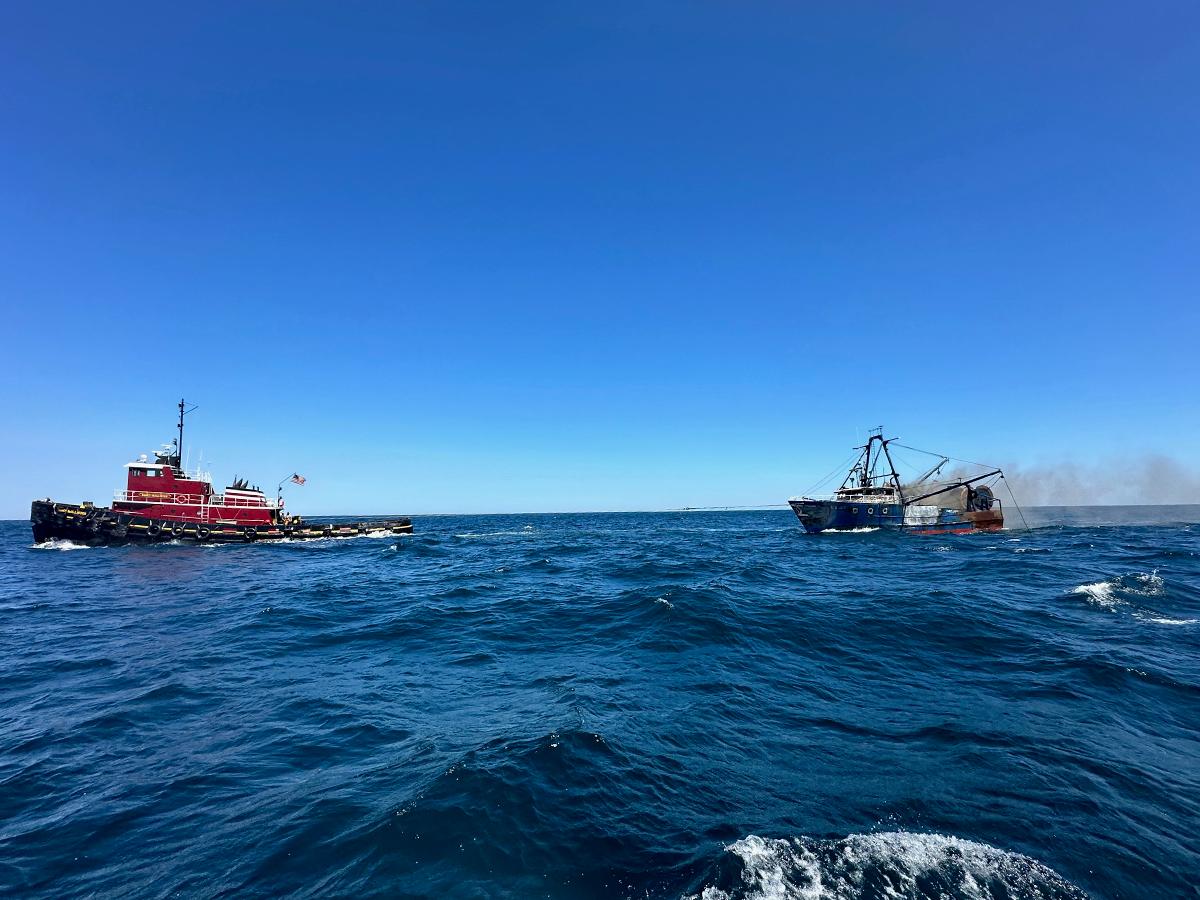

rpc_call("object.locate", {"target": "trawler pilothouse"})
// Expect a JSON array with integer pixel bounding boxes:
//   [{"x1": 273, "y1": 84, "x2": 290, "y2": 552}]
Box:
[
  {"x1": 31, "y1": 401, "x2": 413, "y2": 545},
  {"x1": 789, "y1": 429, "x2": 1006, "y2": 534}
]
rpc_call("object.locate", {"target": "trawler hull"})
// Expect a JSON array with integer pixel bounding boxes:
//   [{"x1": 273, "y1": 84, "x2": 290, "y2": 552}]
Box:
[
  {"x1": 788, "y1": 498, "x2": 1003, "y2": 535},
  {"x1": 30, "y1": 500, "x2": 413, "y2": 546}
]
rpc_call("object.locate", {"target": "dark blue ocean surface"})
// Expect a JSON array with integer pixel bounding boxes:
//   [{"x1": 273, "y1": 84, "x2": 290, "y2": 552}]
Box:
[{"x1": 2, "y1": 508, "x2": 1198, "y2": 899}]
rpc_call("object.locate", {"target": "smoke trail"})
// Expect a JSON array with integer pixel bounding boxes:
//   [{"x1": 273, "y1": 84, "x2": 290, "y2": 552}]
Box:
[{"x1": 1002, "y1": 455, "x2": 1200, "y2": 505}]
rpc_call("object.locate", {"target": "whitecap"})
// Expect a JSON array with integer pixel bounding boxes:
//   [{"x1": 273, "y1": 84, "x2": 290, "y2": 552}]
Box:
[
  {"x1": 823, "y1": 527, "x2": 880, "y2": 534},
  {"x1": 1071, "y1": 579, "x2": 1120, "y2": 610},
  {"x1": 1069, "y1": 572, "x2": 1189, "y2": 626},
  {"x1": 688, "y1": 830, "x2": 1086, "y2": 900}
]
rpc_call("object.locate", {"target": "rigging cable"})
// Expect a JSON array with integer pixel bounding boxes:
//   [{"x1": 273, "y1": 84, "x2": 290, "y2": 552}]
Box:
[
  {"x1": 999, "y1": 473, "x2": 1031, "y2": 532},
  {"x1": 891, "y1": 442, "x2": 995, "y2": 471},
  {"x1": 803, "y1": 451, "x2": 862, "y2": 496}
]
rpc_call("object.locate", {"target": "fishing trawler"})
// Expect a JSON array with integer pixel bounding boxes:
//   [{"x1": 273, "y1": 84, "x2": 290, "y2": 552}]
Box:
[
  {"x1": 31, "y1": 401, "x2": 413, "y2": 545},
  {"x1": 789, "y1": 429, "x2": 1006, "y2": 534}
]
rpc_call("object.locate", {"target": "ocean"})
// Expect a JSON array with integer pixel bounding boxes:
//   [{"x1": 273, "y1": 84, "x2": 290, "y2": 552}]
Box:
[{"x1": 2, "y1": 508, "x2": 1197, "y2": 899}]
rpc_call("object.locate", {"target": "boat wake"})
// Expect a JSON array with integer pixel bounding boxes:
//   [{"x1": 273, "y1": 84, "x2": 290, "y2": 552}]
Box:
[
  {"x1": 687, "y1": 831, "x2": 1087, "y2": 900},
  {"x1": 29, "y1": 539, "x2": 94, "y2": 551},
  {"x1": 205, "y1": 530, "x2": 406, "y2": 546}
]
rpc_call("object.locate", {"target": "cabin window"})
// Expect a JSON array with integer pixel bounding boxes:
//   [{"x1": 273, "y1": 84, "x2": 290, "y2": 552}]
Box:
[
  {"x1": 882, "y1": 507, "x2": 889, "y2": 514},
  {"x1": 852, "y1": 507, "x2": 859, "y2": 514},
  {"x1": 145, "y1": 469, "x2": 157, "y2": 477},
  {"x1": 131, "y1": 469, "x2": 145, "y2": 477},
  {"x1": 867, "y1": 507, "x2": 874, "y2": 514}
]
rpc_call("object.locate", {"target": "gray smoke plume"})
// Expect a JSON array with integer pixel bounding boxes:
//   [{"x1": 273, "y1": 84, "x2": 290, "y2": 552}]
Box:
[{"x1": 1001, "y1": 455, "x2": 1200, "y2": 506}]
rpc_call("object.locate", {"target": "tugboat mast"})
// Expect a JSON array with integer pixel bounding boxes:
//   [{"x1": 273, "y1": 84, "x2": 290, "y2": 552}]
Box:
[{"x1": 176, "y1": 399, "x2": 197, "y2": 473}]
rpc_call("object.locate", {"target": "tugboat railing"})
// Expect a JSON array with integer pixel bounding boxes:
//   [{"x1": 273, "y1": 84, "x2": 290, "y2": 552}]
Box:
[{"x1": 114, "y1": 490, "x2": 282, "y2": 509}]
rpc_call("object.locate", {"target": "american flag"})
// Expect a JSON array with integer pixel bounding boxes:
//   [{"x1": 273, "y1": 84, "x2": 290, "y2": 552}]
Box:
[{"x1": 291, "y1": 473, "x2": 306, "y2": 485}]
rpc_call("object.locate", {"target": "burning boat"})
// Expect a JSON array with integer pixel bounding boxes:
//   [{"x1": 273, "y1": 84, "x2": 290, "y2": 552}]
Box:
[
  {"x1": 31, "y1": 400, "x2": 413, "y2": 545},
  {"x1": 789, "y1": 429, "x2": 1006, "y2": 534}
]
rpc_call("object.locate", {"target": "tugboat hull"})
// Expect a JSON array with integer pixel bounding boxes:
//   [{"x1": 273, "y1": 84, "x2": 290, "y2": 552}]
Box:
[
  {"x1": 31, "y1": 500, "x2": 413, "y2": 546},
  {"x1": 788, "y1": 499, "x2": 1003, "y2": 535}
]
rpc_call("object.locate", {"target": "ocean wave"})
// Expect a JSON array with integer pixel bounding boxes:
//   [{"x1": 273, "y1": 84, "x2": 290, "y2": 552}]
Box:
[
  {"x1": 1072, "y1": 571, "x2": 1163, "y2": 605},
  {"x1": 823, "y1": 527, "x2": 880, "y2": 534},
  {"x1": 1071, "y1": 580, "x2": 1120, "y2": 609},
  {"x1": 8, "y1": 511, "x2": 1198, "y2": 898},
  {"x1": 1068, "y1": 572, "x2": 1194, "y2": 625},
  {"x1": 687, "y1": 831, "x2": 1087, "y2": 900}
]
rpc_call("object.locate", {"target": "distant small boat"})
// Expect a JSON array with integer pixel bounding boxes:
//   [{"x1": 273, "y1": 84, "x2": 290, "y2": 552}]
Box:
[
  {"x1": 789, "y1": 429, "x2": 1004, "y2": 534},
  {"x1": 31, "y1": 400, "x2": 413, "y2": 545}
]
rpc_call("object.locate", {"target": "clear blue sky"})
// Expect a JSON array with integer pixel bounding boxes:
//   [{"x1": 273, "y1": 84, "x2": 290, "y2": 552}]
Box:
[{"x1": 3, "y1": 2, "x2": 1198, "y2": 516}]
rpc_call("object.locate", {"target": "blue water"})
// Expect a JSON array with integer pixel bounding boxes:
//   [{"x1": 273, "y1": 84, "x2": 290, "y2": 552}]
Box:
[{"x1": 2, "y1": 508, "x2": 1198, "y2": 899}]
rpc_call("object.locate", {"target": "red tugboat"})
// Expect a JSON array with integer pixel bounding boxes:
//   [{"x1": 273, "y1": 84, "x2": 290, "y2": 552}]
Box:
[{"x1": 31, "y1": 401, "x2": 414, "y2": 545}]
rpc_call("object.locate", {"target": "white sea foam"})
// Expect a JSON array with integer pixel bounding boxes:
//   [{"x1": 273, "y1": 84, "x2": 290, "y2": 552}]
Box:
[
  {"x1": 1127, "y1": 571, "x2": 1164, "y2": 596},
  {"x1": 1071, "y1": 580, "x2": 1119, "y2": 609},
  {"x1": 30, "y1": 539, "x2": 93, "y2": 551},
  {"x1": 1069, "y1": 571, "x2": 1190, "y2": 625},
  {"x1": 687, "y1": 830, "x2": 1086, "y2": 900},
  {"x1": 823, "y1": 527, "x2": 880, "y2": 534},
  {"x1": 268, "y1": 530, "x2": 401, "y2": 544}
]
